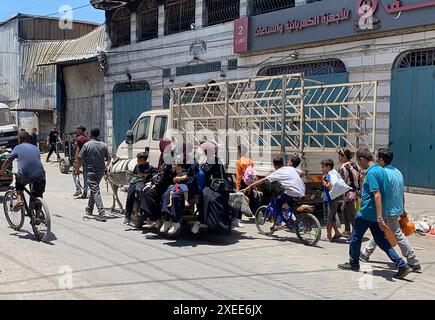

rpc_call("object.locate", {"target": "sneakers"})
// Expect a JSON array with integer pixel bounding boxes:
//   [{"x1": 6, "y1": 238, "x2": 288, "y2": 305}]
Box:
[
  {"x1": 231, "y1": 219, "x2": 243, "y2": 228},
  {"x1": 96, "y1": 209, "x2": 107, "y2": 222},
  {"x1": 73, "y1": 189, "x2": 82, "y2": 197},
  {"x1": 80, "y1": 191, "x2": 88, "y2": 199},
  {"x1": 394, "y1": 266, "x2": 413, "y2": 279},
  {"x1": 123, "y1": 217, "x2": 131, "y2": 225},
  {"x1": 85, "y1": 207, "x2": 93, "y2": 216},
  {"x1": 359, "y1": 253, "x2": 370, "y2": 262},
  {"x1": 337, "y1": 262, "x2": 360, "y2": 272},
  {"x1": 191, "y1": 221, "x2": 201, "y2": 234},
  {"x1": 144, "y1": 220, "x2": 161, "y2": 229},
  {"x1": 410, "y1": 264, "x2": 422, "y2": 272},
  {"x1": 160, "y1": 220, "x2": 172, "y2": 233},
  {"x1": 168, "y1": 222, "x2": 181, "y2": 235},
  {"x1": 271, "y1": 223, "x2": 284, "y2": 231}
]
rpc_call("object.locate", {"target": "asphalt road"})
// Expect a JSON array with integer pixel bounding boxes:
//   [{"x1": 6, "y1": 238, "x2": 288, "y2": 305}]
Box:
[{"x1": 0, "y1": 160, "x2": 434, "y2": 300}]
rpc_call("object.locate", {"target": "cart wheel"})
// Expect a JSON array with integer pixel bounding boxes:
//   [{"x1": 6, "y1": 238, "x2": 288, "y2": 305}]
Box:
[{"x1": 59, "y1": 158, "x2": 70, "y2": 174}]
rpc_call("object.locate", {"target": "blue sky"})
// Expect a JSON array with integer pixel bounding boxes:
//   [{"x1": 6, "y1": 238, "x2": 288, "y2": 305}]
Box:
[{"x1": 0, "y1": 0, "x2": 105, "y2": 24}]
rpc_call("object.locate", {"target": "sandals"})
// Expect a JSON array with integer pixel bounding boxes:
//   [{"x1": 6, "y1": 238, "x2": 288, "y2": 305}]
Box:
[
  {"x1": 330, "y1": 234, "x2": 343, "y2": 242},
  {"x1": 12, "y1": 202, "x2": 24, "y2": 212}
]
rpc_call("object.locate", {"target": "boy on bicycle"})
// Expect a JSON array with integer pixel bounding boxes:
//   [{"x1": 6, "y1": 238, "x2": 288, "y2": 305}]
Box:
[
  {"x1": 0, "y1": 131, "x2": 46, "y2": 211},
  {"x1": 242, "y1": 155, "x2": 306, "y2": 231}
]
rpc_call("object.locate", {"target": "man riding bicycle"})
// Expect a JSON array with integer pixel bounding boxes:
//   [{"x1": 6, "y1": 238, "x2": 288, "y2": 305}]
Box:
[
  {"x1": 0, "y1": 131, "x2": 46, "y2": 211},
  {"x1": 242, "y1": 155, "x2": 306, "y2": 231}
]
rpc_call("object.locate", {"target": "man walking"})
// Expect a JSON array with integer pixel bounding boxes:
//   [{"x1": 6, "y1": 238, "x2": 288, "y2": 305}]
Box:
[
  {"x1": 360, "y1": 148, "x2": 421, "y2": 271},
  {"x1": 73, "y1": 126, "x2": 90, "y2": 198},
  {"x1": 30, "y1": 128, "x2": 38, "y2": 147},
  {"x1": 46, "y1": 126, "x2": 61, "y2": 162},
  {"x1": 76, "y1": 128, "x2": 111, "y2": 222},
  {"x1": 338, "y1": 148, "x2": 412, "y2": 279}
]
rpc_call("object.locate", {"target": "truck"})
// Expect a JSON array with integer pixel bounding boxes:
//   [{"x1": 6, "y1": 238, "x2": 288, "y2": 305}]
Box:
[
  {"x1": 116, "y1": 73, "x2": 378, "y2": 208},
  {"x1": 0, "y1": 103, "x2": 18, "y2": 149},
  {"x1": 0, "y1": 103, "x2": 18, "y2": 190}
]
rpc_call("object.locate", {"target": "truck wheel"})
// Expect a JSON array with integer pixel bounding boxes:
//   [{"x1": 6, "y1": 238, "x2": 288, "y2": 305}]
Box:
[{"x1": 59, "y1": 158, "x2": 70, "y2": 174}]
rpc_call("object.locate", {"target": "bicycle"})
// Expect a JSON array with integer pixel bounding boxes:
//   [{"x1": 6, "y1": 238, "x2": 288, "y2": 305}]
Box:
[
  {"x1": 255, "y1": 193, "x2": 321, "y2": 246},
  {"x1": 3, "y1": 174, "x2": 51, "y2": 242}
]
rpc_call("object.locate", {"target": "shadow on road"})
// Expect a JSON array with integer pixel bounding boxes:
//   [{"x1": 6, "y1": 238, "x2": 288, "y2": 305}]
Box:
[
  {"x1": 9, "y1": 229, "x2": 57, "y2": 245},
  {"x1": 142, "y1": 228, "x2": 258, "y2": 247}
]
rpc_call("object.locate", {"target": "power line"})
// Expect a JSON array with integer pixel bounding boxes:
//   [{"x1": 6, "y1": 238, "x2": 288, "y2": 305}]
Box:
[
  {"x1": 0, "y1": 0, "x2": 66, "y2": 19},
  {"x1": 9, "y1": 3, "x2": 92, "y2": 23}
]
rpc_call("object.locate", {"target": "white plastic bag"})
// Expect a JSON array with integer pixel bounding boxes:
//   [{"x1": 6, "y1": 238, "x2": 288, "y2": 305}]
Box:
[{"x1": 328, "y1": 169, "x2": 352, "y2": 200}]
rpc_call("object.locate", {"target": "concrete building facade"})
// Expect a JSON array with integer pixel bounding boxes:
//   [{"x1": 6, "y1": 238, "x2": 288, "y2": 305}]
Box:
[{"x1": 93, "y1": 0, "x2": 435, "y2": 191}]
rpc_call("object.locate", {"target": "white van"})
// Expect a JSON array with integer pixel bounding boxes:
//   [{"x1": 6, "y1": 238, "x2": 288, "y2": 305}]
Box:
[
  {"x1": 0, "y1": 103, "x2": 18, "y2": 148},
  {"x1": 116, "y1": 109, "x2": 170, "y2": 167}
]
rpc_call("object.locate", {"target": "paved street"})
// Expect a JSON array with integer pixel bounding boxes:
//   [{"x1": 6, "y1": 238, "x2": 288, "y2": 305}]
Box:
[{"x1": 0, "y1": 160, "x2": 434, "y2": 300}]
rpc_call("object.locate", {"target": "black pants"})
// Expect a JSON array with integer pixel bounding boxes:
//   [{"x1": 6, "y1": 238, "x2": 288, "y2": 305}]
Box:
[
  {"x1": 16, "y1": 175, "x2": 46, "y2": 198},
  {"x1": 46, "y1": 143, "x2": 59, "y2": 161},
  {"x1": 125, "y1": 181, "x2": 145, "y2": 220}
]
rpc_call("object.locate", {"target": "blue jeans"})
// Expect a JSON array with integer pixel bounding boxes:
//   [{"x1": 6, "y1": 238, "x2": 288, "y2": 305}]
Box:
[
  {"x1": 349, "y1": 215, "x2": 407, "y2": 269},
  {"x1": 273, "y1": 193, "x2": 298, "y2": 224}
]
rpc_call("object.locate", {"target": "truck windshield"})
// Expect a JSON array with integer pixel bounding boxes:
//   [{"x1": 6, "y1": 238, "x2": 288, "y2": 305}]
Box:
[{"x1": 0, "y1": 109, "x2": 13, "y2": 126}]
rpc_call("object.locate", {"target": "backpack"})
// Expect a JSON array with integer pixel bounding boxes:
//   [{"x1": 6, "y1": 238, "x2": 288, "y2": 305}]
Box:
[{"x1": 243, "y1": 166, "x2": 257, "y2": 186}]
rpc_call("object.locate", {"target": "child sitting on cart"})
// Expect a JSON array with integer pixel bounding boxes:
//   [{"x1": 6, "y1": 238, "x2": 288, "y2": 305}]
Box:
[
  {"x1": 168, "y1": 164, "x2": 190, "y2": 208},
  {"x1": 123, "y1": 152, "x2": 155, "y2": 225}
]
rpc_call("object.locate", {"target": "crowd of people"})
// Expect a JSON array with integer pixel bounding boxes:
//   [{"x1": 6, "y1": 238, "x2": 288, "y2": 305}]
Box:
[{"x1": 0, "y1": 125, "x2": 421, "y2": 280}]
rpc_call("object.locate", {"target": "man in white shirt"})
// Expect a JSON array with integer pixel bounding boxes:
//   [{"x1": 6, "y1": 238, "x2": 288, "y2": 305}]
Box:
[{"x1": 242, "y1": 155, "x2": 306, "y2": 230}]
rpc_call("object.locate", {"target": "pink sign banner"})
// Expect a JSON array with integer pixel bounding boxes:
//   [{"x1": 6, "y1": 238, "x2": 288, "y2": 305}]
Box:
[{"x1": 234, "y1": 17, "x2": 249, "y2": 53}]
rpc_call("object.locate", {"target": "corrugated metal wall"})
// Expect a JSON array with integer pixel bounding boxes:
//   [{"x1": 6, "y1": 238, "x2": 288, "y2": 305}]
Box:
[
  {"x1": 19, "y1": 18, "x2": 98, "y2": 41},
  {"x1": 0, "y1": 20, "x2": 19, "y2": 108},
  {"x1": 18, "y1": 26, "x2": 106, "y2": 111},
  {"x1": 63, "y1": 61, "x2": 105, "y2": 135},
  {"x1": 19, "y1": 42, "x2": 57, "y2": 110}
]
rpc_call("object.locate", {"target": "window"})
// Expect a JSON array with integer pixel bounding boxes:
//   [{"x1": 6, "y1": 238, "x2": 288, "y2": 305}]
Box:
[
  {"x1": 250, "y1": 0, "x2": 295, "y2": 16},
  {"x1": 203, "y1": 0, "x2": 240, "y2": 27},
  {"x1": 176, "y1": 61, "x2": 222, "y2": 76},
  {"x1": 165, "y1": 0, "x2": 196, "y2": 35},
  {"x1": 257, "y1": 59, "x2": 347, "y2": 76},
  {"x1": 137, "y1": 1, "x2": 159, "y2": 42},
  {"x1": 134, "y1": 116, "x2": 150, "y2": 143},
  {"x1": 397, "y1": 49, "x2": 435, "y2": 68},
  {"x1": 111, "y1": 7, "x2": 131, "y2": 47},
  {"x1": 228, "y1": 59, "x2": 238, "y2": 70},
  {"x1": 152, "y1": 116, "x2": 168, "y2": 141},
  {"x1": 0, "y1": 109, "x2": 13, "y2": 126}
]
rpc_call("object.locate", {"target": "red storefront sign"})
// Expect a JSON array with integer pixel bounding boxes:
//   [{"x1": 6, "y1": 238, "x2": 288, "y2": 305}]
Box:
[{"x1": 234, "y1": 17, "x2": 249, "y2": 53}]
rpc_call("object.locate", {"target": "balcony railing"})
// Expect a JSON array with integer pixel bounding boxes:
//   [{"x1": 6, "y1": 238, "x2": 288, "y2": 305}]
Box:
[
  {"x1": 164, "y1": 0, "x2": 196, "y2": 36},
  {"x1": 203, "y1": 0, "x2": 240, "y2": 26},
  {"x1": 250, "y1": 0, "x2": 295, "y2": 16}
]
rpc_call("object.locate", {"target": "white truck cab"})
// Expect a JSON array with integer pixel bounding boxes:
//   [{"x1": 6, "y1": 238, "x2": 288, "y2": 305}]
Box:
[
  {"x1": 0, "y1": 103, "x2": 18, "y2": 148},
  {"x1": 116, "y1": 109, "x2": 170, "y2": 167}
]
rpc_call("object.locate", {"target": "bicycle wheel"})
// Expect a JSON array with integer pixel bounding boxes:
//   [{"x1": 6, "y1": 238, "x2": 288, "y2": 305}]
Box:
[
  {"x1": 3, "y1": 190, "x2": 25, "y2": 231},
  {"x1": 31, "y1": 197, "x2": 51, "y2": 242},
  {"x1": 255, "y1": 206, "x2": 275, "y2": 236},
  {"x1": 295, "y1": 213, "x2": 321, "y2": 246}
]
